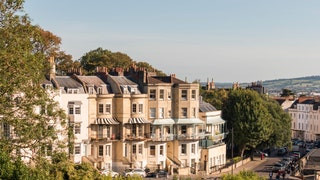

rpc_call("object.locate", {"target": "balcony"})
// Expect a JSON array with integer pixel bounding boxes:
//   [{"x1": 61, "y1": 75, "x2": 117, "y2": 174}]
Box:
[
  {"x1": 150, "y1": 133, "x2": 174, "y2": 141},
  {"x1": 90, "y1": 133, "x2": 119, "y2": 141},
  {"x1": 125, "y1": 133, "x2": 150, "y2": 141},
  {"x1": 176, "y1": 132, "x2": 206, "y2": 140},
  {"x1": 199, "y1": 133, "x2": 226, "y2": 148}
]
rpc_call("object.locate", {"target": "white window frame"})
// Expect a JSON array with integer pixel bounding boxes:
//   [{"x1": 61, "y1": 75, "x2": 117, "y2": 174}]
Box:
[
  {"x1": 181, "y1": 144, "x2": 187, "y2": 154},
  {"x1": 75, "y1": 144, "x2": 81, "y2": 155},
  {"x1": 181, "y1": 108, "x2": 187, "y2": 118},
  {"x1": 159, "y1": 145, "x2": 164, "y2": 155},
  {"x1": 181, "y1": 90, "x2": 187, "y2": 100},
  {"x1": 98, "y1": 145, "x2": 104, "y2": 156},
  {"x1": 98, "y1": 104, "x2": 104, "y2": 114},
  {"x1": 150, "y1": 145, "x2": 155, "y2": 156},
  {"x1": 132, "y1": 103, "x2": 137, "y2": 113},
  {"x1": 191, "y1": 144, "x2": 195, "y2": 154},
  {"x1": 150, "y1": 89, "x2": 156, "y2": 100},
  {"x1": 106, "y1": 145, "x2": 111, "y2": 156},
  {"x1": 191, "y1": 90, "x2": 196, "y2": 100},
  {"x1": 105, "y1": 104, "x2": 111, "y2": 114},
  {"x1": 159, "y1": 107, "x2": 164, "y2": 119},
  {"x1": 75, "y1": 106, "x2": 81, "y2": 114},
  {"x1": 159, "y1": 89, "x2": 164, "y2": 100},
  {"x1": 150, "y1": 108, "x2": 156, "y2": 118},
  {"x1": 74, "y1": 123, "x2": 81, "y2": 134},
  {"x1": 138, "y1": 104, "x2": 143, "y2": 113}
]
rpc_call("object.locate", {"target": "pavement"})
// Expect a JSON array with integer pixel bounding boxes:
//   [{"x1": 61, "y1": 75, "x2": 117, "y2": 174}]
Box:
[
  {"x1": 171, "y1": 157, "x2": 305, "y2": 180},
  {"x1": 208, "y1": 158, "x2": 303, "y2": 180}
]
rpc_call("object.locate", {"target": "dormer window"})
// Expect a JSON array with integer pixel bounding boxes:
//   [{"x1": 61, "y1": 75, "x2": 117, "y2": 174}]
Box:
[
  {"x1": 121, "y1": 85, "x2": 129, "y2": 94},
  {"x1": 88, "y1": 87, "x2": 94, "y2": 94},
  {"x1": 67, "y1": 88, "x2": 79, "y2": 94},
  {"x1": 128, "y1": 86, "x2": 137, "y2": 94},
  {"x1": 97, "y1": 87, "x2": 102, "y2": 94}
]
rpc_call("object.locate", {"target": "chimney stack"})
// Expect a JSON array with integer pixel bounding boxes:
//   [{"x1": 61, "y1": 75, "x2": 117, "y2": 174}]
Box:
[{"x1": 48, "y1": 56, "x2": 55, "y2": 80}]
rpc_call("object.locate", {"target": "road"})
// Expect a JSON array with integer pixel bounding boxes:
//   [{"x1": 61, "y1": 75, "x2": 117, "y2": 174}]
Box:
[{"x1": 252, "y1": 156, "x2": 282, "y2": 179}]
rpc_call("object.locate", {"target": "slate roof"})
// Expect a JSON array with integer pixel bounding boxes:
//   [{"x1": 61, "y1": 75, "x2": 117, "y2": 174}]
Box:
[
  {"x1": 290, "y1": 98, "x2": 320, "y2": 110},
  {"x1": 110, "y1": 76, "x2": 137, "y2": 85},
  {"x1": 55, "y1": 76, "x2": 83, "y2": 88},
  {"x1": 55, "y1": 76, "x2": 85, "y2": 93},
  {"x1": 76, "y1": 76, "x2": 106, "y2": 86},
  {"x1": 199, "y1": 100, "x2": 217, "y2": 112},
  {"x1": 148, "y1": 76, "x2": 187, "y2": 84}
]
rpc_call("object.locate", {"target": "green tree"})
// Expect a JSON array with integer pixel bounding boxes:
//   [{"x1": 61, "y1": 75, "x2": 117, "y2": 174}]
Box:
[
  {"x1": 55, "y1": 51, "x2": 80, "y2": 75},
  {"x1": 201, "y1": 89, "x2": 228, "y2": 110},
  {"x1": 80, "y1": 47, "x2": 166, "y2": 76},
  {"x1": 222, "y1": 89, "x2": 273, "y2": 157},
  {"x1": 280, "y1": 88, "x2": 294, "y2": 97},
  {"x1": 80, "y1": 47, "x2": 116, "y2": 74},
  {"x1": 222, "y1": 170, "x2": 266, "y2": 180},
  {"x1": 0, "y1": 0, "x2": 67, "y2": 166},
  {"x1": 261, "y1": 97, "x2": 292, "y2": 149},
  {"x1": 135, "y1": 61, "x2": 166, "y2": 76}
]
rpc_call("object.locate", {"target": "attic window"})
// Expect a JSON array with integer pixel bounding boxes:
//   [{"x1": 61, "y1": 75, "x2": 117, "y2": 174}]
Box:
[
  {"x1": 97, "y1": 87, "x2": 102, "y2": 94},
  {"x1": 67, "y1": 88, "x2": 79, "y2": 94},
  {"x1": 121, "y1": 86, "x2": 129, "y2": 94},
  {"x1": 88, "y1": 87, "x2": 94, "y2": 94}
]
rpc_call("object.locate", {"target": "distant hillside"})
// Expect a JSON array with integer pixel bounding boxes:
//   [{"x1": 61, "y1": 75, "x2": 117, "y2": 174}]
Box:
[
  {"x1": 262, "y1": 75, "x2": 320, "y2": 93},
  {"x1": 205, "y1": 75, "x2": 320, "y2": 94}
]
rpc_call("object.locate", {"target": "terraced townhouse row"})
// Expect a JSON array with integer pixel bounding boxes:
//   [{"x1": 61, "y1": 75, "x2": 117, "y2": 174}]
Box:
[{"x1": 41, "y1": 58, "x2": 227, "y2": 175}]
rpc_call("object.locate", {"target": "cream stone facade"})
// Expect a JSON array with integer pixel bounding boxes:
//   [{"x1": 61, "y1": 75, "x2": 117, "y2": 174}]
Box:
[{"x1": 40, "y1": 64, "x2": 227, "y2": 175}]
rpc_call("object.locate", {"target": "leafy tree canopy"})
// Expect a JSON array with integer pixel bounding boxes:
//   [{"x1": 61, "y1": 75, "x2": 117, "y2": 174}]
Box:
[
  {"x1": 200, "y1": 89, "x2": 228, "y2": 110},
  {"x1": 80, "y1": 47, "x2": 166, "y2": 76},
  {"x1": 280, "y1": 88, "x2": 294, "y2": 97},
  {"x1": 0, "y1": 0, "x2": 67, "y2": 164},
  {"x1": 222, "y1": 89, "x2": 273, "y2": 157}
]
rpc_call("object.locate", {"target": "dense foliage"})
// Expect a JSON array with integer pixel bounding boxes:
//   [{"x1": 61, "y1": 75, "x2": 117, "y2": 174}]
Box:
[
  {"x1": 222, "y1": 89, "x2": 273, "y2": 157},
  {"x1": 79, "y1": 47, "x2": 166, "y2": 76},
  {"x1": 200, "y1": 88, "x2": 228, "y2": 110},
  {"x1": 0, "y1": 0, "x2": 106, "y2": 179},
  {"x1": 221, "y1": 170, "x2": 266, "y2": 180},
  {"x1": 221, "y1": 89, "x2": 291, "y2": 157}
]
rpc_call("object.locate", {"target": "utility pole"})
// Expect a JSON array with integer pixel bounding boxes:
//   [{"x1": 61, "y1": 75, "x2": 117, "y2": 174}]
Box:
[{"x1": 231, "y1": 127, "x2": 234, "y2": 175}]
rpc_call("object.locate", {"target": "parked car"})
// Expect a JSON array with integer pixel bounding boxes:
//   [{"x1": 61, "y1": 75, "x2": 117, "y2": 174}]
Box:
[
  {"x1": 146, "y1": 170, "x2": 169, "y2": 178},
  {"x1": 123, "y1": 168, "x2": 146, "y2": 177},
  {"x1": 99, "y1": 169, "x2": 119, "y2": 177},
  {"x1": 272, "y1": 162, "x2": 286, "y2": 172},
  {"x1": 282, "y1": 157, "x2": 293, "y2": 164},
  {"x1": 277, "y1": 148, "x2": 287, "y2": 156}
]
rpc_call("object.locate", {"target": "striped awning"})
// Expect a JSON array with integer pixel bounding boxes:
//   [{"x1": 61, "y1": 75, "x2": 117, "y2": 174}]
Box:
[
  {"x1": 174, "y1": 118, "x2": 204, "y2": 124},
  {"x1": 206, "y1": 116, "x2": 225, "y2": 124},
  {"x1": 95, "y1": 118, "x2": 120, "y2": 125},
  {"x1": 153, "y1": 119, "x2": 175, "y2": 125},
  {"x1": 127, "y1": 117, "x2": 150, "y2": 124}
]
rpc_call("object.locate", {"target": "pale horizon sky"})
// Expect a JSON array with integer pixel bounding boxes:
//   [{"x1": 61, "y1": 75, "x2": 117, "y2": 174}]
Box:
[{"x1": 24, "y1": 0, "x2": 320, "y2": 83}]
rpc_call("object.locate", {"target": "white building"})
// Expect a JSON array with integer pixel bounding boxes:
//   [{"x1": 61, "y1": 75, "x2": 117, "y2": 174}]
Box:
[{"x1": 289, "y1": 96, "x2": 320, "y2": 141}]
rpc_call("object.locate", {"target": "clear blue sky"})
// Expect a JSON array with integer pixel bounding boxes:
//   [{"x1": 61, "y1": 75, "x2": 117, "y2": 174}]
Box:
[{"x1": 24, "y1": 0, "x2": 320, "y2": 83}]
